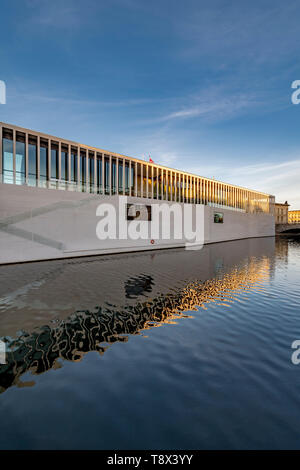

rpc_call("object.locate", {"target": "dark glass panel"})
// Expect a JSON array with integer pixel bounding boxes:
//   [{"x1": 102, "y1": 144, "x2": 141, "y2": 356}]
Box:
[
  {"x1": 15, "y1": 141, "x2": 25, "y2": 185},
  {"x1": 40, "y1": 146, "x2": 48, "y2": 182},
  {"x1": 2, "y1": 137, "x2": 13, "y2": 184}
]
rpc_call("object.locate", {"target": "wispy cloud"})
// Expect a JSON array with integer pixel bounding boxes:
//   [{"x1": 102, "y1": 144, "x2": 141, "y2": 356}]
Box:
[{"x1": 159, "y1": 93, "x2": 260, "y2": 123}]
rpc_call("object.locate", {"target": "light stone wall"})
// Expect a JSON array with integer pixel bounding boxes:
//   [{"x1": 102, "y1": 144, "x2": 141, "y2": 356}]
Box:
[{"x1": 0, "y1": 183, "x2": 275, "y2": 264}]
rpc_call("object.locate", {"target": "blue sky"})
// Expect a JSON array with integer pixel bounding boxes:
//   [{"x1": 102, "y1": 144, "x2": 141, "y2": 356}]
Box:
[{"x1": 1, "y1": 0, "x2": 300, "y2": 208}]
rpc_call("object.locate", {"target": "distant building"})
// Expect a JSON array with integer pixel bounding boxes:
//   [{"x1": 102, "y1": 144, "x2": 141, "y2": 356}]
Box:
[
  {"x1": 275, "y1": 201, "x2": 289, "y2": 224},
  {"x1": 288, "y1": 210, "x2": 300, "y2": 224}
]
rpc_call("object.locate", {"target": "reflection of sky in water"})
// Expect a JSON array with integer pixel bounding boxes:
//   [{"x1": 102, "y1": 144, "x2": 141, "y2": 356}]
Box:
[{"x1": 0, "y1": 237, "x2": 300, "y2": 449}]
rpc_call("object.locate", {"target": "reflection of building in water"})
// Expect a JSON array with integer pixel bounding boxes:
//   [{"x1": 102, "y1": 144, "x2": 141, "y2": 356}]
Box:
[
  {"x1": 0, "y1": 255, "x2": 271, "y2": 394},
  {"x1": 275, "y1": 238, "x2": 289, "y2": 264}
]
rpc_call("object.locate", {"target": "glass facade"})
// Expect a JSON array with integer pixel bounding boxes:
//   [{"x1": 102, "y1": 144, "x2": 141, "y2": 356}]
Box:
[
  {"x1": 118, "y1": 160, "x2": 123, "y2": 193},
  {"x1": 89, "y1": 156, "x2": 94, "y2": 191},
  {"x1": 104, "y1": 157, "x2": 109, "y2": 194},
  {"x1": 70, "y1": 151, "x2": 77, "y2": 183},
  {"x1": 0, "y1": 124, "x2": 274, "y2": 214},
  {"x1": 61, "y1": 150, "x2": 68, "y2": 181},
  {"x1": 2, "y1": 137, "x2": 13, "y2": 184},
  {"x1": 51, "y1": 148, "x2": 59, "y2": 180},
  {"x1": 28, "y1": 142, "x2": 37, "y2": 186},
  {"x1": 111, "y1": 159, "x2": 116, "y2": 194},
  {"x1": 125, "y1": 162, "x2": 130, "y2": 196},
  {"x1": 96, "y1": 156, "x2": 102, "y2": 193},
  {"x1": 40, "y1": 145, "x2": 48, "y2": 183},
  {"x1": 80, "y1": 153, "x2": 86, "y2": 190},
  {"x1": 15, "y1": 140, "x2": 25, "y2": 185}
]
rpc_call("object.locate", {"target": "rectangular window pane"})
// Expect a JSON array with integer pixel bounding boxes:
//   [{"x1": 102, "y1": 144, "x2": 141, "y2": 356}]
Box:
[
  {"x1": 40, "y1": 146, "x2": 48, "y2": 182},
  {"x1": 70, "y1": 152, "x2": 77, "y2": 182},
  {"x1": 111, "y1": 160, "x2": 116, "y2": 194},
  {"x1": 81, "y1": 153, "x2": 86, "y2": 190},
  {"x1": 118, "y1": 161, "x2": 123, "y2": 193},
  {"x1": 97, "y1": 157, "x2": 102, "y2": 193},
  {"x1": 105, "y1": 158, "x2": 109, "y2": 194},
  {"x1": 89, "y1": 156, "x2": 94, "y2": 191},
  {"x1": 61, "y1": 151, "x2": 68, "y2": 181},
  {"x1": 16, "y1": 141, "x2": 25, "y2": 185},
  {"x1": 28, "y1": 143, "x2": 37, "y2": 186},
  {"x1": 125, "y1": 162, "x2": 130, "y2": 195},
  {"x1": 51, "y1": 149, "x2": 58, "y2": 179},
  {"x1": 2, "y1": 137, "x2": 13, "y2": 184},
  {"x1": 131, "y1": 164, "x2": 135, "y2": 194}
]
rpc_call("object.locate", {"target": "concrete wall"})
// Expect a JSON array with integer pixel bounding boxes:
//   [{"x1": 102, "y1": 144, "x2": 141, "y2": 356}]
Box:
[{"x1": 0, "y1": 183, "x2": 275, "y2": 264}]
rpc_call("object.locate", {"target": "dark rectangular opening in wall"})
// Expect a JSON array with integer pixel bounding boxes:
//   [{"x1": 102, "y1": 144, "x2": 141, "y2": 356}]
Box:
[
  {"x1": 214, "y1": 212, "x2": 224, "y2": 223},
  {"x1": 126, "y1": 203, "x2": 151, "y2": 221}
]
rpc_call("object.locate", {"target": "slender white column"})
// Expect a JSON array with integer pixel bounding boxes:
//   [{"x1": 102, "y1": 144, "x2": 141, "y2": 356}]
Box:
[
  {"x1": 193, "y1": 177, "x2": 196, "y2": 204},
  {"x1": 77, "y1": 147, "x2": 80, "y2": 188},
  {"x1": 0, "y1": 125, "x2": 2, "y2": 176},
  {"x1": 116, "y1": 157, "x2": 119, "y2": 195},
  {"x1": 141, "y1": 164, "x2": 143, "y2": 198},
  {"x1": 165, "y1": 169, "x2": 167, "y2": 200},
  {"x1": 123, "y1": 158, "x2": 125, "y2": 195},
  {"x1": 129, "y1": 160, "x2": 132, "y2": 196},
  {"x1": 109, "y1": 155, "x2": 112, "y2": 195},
  {"x1": 174, "y1": 172, "x2": 177, "y2": 202},
  {"x1": 146, "y1": 164, "x2": 148, "y2": 198},
  {"x1": 85, "y1": 149, "x2": 89, "y2": 191},
  {"x1": 25, "y1": 132, "x2": 29, "y2": 182},
  {"x1": 135, "y1": 162, "x2": 138, "y2": 197},
  {"x1": 68, "y1": 144, "x2": 71, "y2": 183},
  {"x1": 101, "y1": 153, "x2": 105, "y2": 194},
  {"x1": 58, "y1": 141, "x2": 61, "y2": 181},
  {"x1": 13, "y1": 129, "x2": 16, "y2": 183},
  {"x1": 48, "y1": 139, "x2": 51, "y2": 182},
  {"x1": 94, "y1": 151, "x2": 97, "y2": 191},
  {"x1": 151, "y1": 165, "x2": 154, "y2": 199},
  {"x1": 37, "y1": 135, "x2": 40, "y2": 183}
]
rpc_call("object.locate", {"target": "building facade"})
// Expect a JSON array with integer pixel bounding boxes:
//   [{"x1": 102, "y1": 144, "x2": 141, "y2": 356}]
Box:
[
  {"x1": 275, "y1": 202, "x2": 289, "y2": 224},
  {"x1": 0, "y1": 122, "x2": 274, "y2": 214},
  {"x1": 0, "y1": 122, "x2": 275, "y2": 264},
  {"x1": 288, "y1": 210, "x2": 300, "y2": 224}
]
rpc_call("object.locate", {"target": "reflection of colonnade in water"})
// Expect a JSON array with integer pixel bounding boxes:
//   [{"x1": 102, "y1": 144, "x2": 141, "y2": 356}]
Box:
[{"x1": 0, "y1": 255, "x2": 271, "y2": 394}]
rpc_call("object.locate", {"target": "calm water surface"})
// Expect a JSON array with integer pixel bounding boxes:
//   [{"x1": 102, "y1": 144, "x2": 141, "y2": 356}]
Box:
[{"x1": 0, "y1": 237, "x2": 300, "y2": 449}]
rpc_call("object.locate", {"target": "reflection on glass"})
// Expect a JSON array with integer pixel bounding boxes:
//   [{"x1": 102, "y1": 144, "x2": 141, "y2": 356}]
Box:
[
  {"x1": 51, "y1": 148, "x2": 58, "y2": 180},
  {"x1": 111, "y1": 159, "x2": 116, "y2": 194},
  {"x1": 2, "y1": 137, "x2": 13, "y2": 184},
  {"x1": 80, "y1": 153, "x2": 86, "y2": 191},
  {"x1": 89, "y1": 156, "x2": 94, "y2": 191},
  {"x1": 40, "y1": 146, "x2": 48, "y2": 183},
  {"x1": 125, "y1": 161, "x2": 129, "y2": 195},
  {"x1": 104, "y1": 158, "x2": 109, "y2": 194},
  {"x1": 70, "y1": 152, "x2": 77, "y2": 183},
  {"x1": 118, "y1": 160, "x2": 123, "y2": 193},
  {"x1": 15, "y1": 141, "x2": 25, "y2": 185},
  {"x1": 28, "y1": 143, "x2": 37, "y2": 186},
  {"x1": 97, "y1": 157, "x2": 102, "y2": 193},
  {"x1": 61, "y1": 150, "x2": 68, "y2": 181}
]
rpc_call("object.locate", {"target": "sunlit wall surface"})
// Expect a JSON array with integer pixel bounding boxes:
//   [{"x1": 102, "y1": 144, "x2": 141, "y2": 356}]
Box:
[
  {"x1": 288, "y1": 211, "x2": 300, "y2": 224},
  {"x1": 0, "y1": 122, "x2": 274, "y2": 214}
]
